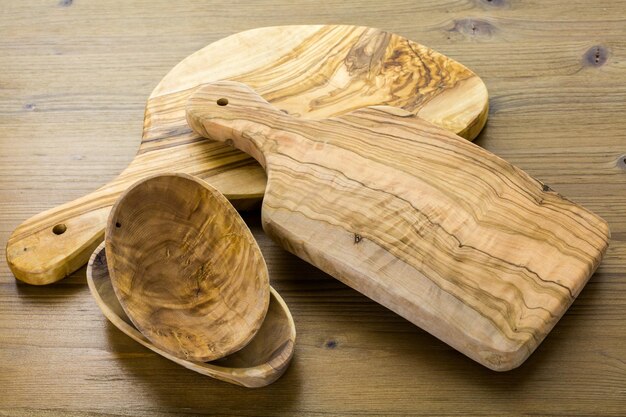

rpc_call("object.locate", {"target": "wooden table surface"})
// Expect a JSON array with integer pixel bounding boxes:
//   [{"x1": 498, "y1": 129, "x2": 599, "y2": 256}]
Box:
[{"x1": 1, "y1": 1, "x2": 625, "y2": 416}]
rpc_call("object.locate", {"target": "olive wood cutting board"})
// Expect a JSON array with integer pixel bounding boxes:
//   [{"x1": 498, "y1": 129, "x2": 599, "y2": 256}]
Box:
[
  {"x1": 7, "y1": 25, "x2": 488, "y2": 285},
  {"x1": 186, "y1": 81, "x2": 610, "y2": 371}
]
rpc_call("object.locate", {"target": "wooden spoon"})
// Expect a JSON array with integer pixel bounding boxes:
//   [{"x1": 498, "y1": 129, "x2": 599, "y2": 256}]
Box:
[
  {"x1": 7, "y1": 24, "x2": 489, "y2": 285},
  {"x1": 186, "y1": 81, "x2": 609, "y2": 371},
  {"x1": 87, "y1": 242, "x2": 295, "y2": 388},
  {"x1": 105, "y1": 173, "x2": 270, "y2": 362}
]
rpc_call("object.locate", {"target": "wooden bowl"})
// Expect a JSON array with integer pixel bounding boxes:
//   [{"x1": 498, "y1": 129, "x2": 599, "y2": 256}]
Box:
[
  {"x1": 87, "y1": 242, "x2": 295, "y2": 388},
  {"x1": 105, "y1": 173, "x2": 270, "y2": 362}
]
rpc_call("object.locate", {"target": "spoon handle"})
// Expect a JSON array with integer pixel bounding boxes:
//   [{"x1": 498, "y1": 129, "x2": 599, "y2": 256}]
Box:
[{"x1": 186, "y1": 81, "x2": 609, "y2": 371}]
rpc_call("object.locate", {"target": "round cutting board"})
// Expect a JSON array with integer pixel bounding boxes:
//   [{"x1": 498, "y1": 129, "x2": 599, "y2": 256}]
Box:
[{"x1": 7, "y1": 25, "x2": 489, "y2": 285}]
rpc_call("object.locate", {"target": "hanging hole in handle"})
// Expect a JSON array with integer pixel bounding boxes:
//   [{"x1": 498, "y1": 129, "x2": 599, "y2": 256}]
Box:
[
  {"x1": 217, "y1": 98, "x2": 228, "y2": 106},
  {"x1": 115, "y1": 222, "x2": 121, "y2": 228},
  {"x1": 52, "y1": 224, "x2": 67, "y2": 235}
]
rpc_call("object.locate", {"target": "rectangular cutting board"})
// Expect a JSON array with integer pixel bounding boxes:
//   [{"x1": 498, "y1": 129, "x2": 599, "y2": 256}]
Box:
[{"x1": 186, "y1": 81, "x2": 610, "y2": 371}]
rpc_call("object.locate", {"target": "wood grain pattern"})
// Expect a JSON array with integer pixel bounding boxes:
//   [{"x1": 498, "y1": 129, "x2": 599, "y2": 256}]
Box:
[
  {"x1": 5, "y1": 24, "x2": 488, "y2": 286},
  {"x1": 87, "y1": 242, "x2": 295, "y2": 388},
  {"x1": 105, "y1": 173, "x2": 270, "y2": 362},
  {"x1": 2, "y1": 1, "x2": 626, "y2": 415},
  {"x1": 187, "y1": 81, "x2": 610, "y2": 370}
]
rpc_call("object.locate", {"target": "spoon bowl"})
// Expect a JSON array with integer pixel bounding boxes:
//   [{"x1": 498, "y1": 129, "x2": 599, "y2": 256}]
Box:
[
  {"x1": 105, "y1": 173, "x2": 270, "y2": 362},
  {"x1": 87, "y1": 242, "x2": 295, "y2": 387}
]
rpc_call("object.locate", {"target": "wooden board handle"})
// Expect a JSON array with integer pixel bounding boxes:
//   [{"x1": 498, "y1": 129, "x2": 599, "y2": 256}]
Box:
[
  {"x1": 6, "y1": 165, "x2": 261, "y2": 285},
  {"x1": 6, "y1": 185, "x2": 118, "y2": 285},
  {"x1": 186, "y1": 81, "x2": 610, "y2": 371}
]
